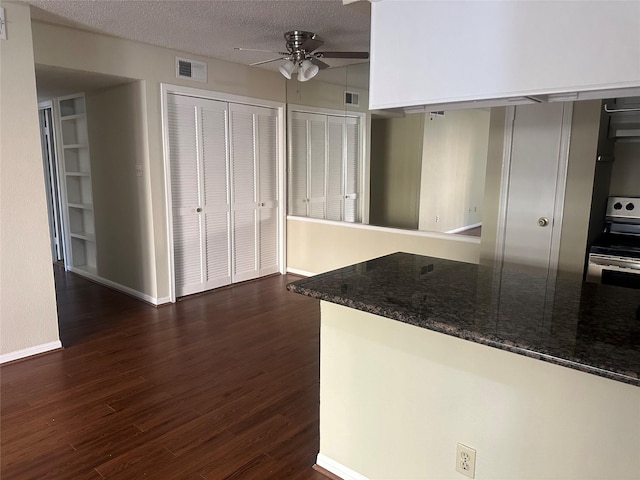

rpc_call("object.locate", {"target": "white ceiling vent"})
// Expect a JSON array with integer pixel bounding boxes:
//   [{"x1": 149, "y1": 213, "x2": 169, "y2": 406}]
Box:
[
  {"x1": 345, "y1": 91, "x2": 359, "y2": 107},
  {"x1": 176, "y1": 57, "x2": 207, "y2": 83}
]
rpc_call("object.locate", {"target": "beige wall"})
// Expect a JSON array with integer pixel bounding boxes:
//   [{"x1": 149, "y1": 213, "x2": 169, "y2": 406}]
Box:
[
  {"x1": 32, "y1": 20, "x2": 286, "y2": 299},
  {"x1": 0, "y1": 2, "x2": 60, "y2": 356},
  {"x1": 86, "y1": 81, "x2": 154, "y2": 295},
  {"x1": 320, "y1": 301, "x2": 640, "y2": 480},
  {"x1": 419, "y1": 109, "x2": 489, "y2": 232},
  {"x1": 286, "y1": 218, "x2": 480, "y2": 274},
  {"x1": 369, "y1": 114, "x2": 424, "y2": 229}
]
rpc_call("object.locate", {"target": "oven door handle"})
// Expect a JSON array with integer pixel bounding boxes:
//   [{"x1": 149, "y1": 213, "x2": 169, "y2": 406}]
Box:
[{"x1": 589, "y1": 256, "x2": 640, "y2": 271}]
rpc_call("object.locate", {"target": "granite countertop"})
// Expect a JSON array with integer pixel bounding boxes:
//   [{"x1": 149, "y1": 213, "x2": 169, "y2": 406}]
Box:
[{"x1": 287, "y1": 252, "x2": 640, "y2": 386}]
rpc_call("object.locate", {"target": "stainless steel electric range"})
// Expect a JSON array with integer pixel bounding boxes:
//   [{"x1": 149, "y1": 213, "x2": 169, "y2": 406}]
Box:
[{"x1": 587, "y1": 196, "x2": 640, "y2": 289}]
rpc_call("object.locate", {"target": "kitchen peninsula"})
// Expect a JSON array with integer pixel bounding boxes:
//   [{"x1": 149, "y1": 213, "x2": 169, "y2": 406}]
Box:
[{"x1": 288, "y1": 252, "x2": 640, "y2": 480}]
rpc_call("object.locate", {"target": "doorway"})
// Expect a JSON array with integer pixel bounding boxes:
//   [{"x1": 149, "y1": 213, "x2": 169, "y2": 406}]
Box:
[{"x1": 38, "y1": 101, "x2": 65, "y2": 264}]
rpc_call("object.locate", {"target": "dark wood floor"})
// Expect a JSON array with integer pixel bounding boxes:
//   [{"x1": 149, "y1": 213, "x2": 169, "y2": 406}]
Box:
[{"x1": 1, "y1": 266, "x2": 326, "y2": 479}]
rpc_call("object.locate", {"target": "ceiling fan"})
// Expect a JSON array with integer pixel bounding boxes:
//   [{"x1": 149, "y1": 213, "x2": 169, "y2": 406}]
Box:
[{"x1": 235, "y1": 30, "x2": 369, "y2": 82}]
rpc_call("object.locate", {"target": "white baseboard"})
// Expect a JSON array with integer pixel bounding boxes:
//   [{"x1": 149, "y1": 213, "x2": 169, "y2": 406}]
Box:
[
  {"x1": 0, "y1": 341, "x2": 63, "y2": 364},
  {"x1": 69, "y1": 268, "x2": 166, "y2": 306},
  {"x1": 316, "y1": 453, "x2": 370, "y2": 480},
  {"x1": 155, "y1": 296, "x2": 172, "y2": 305},
  {"x1": 286, "y1": 267, "x2": 317, "y2": 277}
]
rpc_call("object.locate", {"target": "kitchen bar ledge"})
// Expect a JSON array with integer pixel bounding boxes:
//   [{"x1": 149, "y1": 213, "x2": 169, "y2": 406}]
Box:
[{"x1": 287, "y1": 252, "x2": 640, "y2": 386}]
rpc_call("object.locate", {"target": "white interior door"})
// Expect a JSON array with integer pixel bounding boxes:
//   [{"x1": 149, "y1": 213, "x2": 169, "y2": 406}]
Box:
[
  {"x1": 501, "y1": 102, "x2": 571, "y2": 273},
  {"x1": 168, "y1": 94, "x2": 231, "y2": 297}
]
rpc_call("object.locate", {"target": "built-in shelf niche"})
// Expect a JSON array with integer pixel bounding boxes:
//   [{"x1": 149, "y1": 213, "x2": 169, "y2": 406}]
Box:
[{"x1": 57, "y1": 93, "x2": 97, "y2": 276}]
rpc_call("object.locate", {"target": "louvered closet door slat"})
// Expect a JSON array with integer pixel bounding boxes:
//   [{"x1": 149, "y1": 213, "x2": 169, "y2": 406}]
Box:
[
  {"x1": 233, "y1": 209, "x2": 257, "y2": 281},
  {"x1": 168, "y1": 95, "x2": 204, "y2": 296},
  {"x1": 201, "y1": 102, "x2": 231, "y2": 287},
  {"x1": 256, "y1": 110, "x2": 279, "y2": 275},
  {"x1": 230, "y1": 105, "x2": 258, "y2": 282},
  {"x1": 230, "y1": 108, "x2": 256, "y2": 205},
  {"x1": 168, "y1": 100, "x2": 199, "y2": 210},
  {"x1": 259, "y1": 208, "x2": 278, "y2": 272},
  {"x1": 289, "y1": 115, "x2": 309, "y2": 216},
  {"x1": 173, "y1": 215, "x2": 203, "y2": 296},
  {"x1": 344, "y1": 117, "x2": 360, "y2": 223},
  {"x1": 326, "y1": 117, "x2": 344, "y2": 221},
  {"x1": 308, "y1": 116, "x2": 327, "y2": 219},
  {"x1": 204, "y1": 212, "x2": 231, "y2": 288},
  {"x1": 258, "y1": 112, "x2": 278, "y2": 204}
]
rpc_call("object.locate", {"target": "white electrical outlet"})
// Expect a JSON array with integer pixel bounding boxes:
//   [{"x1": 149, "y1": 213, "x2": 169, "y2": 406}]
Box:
[
  {"x1": 435, "y1": 215, "x2": 440, "y2": 223},
  {"x1": 456, "y1": 443, "x2": 476, "y2": 478}
]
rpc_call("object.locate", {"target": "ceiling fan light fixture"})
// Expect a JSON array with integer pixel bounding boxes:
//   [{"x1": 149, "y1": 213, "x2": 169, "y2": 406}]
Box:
[
  {"x1": 279, "y1": 60, "x2": 295, "y2": 79},
  {"x1": 298, "y1": 59, "x2": 319, "y2": 82}
]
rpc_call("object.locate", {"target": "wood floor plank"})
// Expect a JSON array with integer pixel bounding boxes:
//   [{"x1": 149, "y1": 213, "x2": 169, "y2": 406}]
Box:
[{"x1": 1, "y1": 267, "x2": 323, "y2": 479}]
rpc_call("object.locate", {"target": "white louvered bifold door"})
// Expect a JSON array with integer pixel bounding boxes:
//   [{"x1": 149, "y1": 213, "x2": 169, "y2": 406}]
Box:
[
  {"x1": 230, "y1": 103, "x2": 280, "y2": 282},
  {"x1": 308, "y1": 115, "x2": 327, "y2": 219},
  {"x1": 288, "y1": 113, "x2": 309, "y2": 217},
  {"x1": 200, "y1": 100, "x2": 232, "y2": 290},
  {"x1": 256, "y1": 108, "x2": 279, "y2": 276},
  {"x1": 229, "y1": 103, "x2": 259, "y2": 283},
  {"x1": 167, "y1": 94, "x2": 231, "y2": 297},
  {"x1": 344, "y1": 116, "x2": 361, "y2": 223},
  {"x1": 326, "y1": 116, "x2": 345, "y2": 221}
]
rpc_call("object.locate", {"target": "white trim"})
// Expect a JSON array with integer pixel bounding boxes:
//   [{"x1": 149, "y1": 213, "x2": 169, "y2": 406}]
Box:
[
  {"x1": 316, "y1": 453, "x2": 370, "y2": 480},
  {"x1": 445, "y1": 222, "x2": 482, "y2": 234},
  {"x1": 162, "y1": 83, "x2": 284, "y2": 110},
  {"x1": 69, "y1": 267, "x2": 168, "y2": 305},
  {"x1": 1, "y1": 341, "x2": 63, "y2": 364},
  {"x1": 286, "y1": 215, "x2": 481, "y2": 245},
  {"x1": 286, "y1": 267, "x2": 316, "y2": 277}
]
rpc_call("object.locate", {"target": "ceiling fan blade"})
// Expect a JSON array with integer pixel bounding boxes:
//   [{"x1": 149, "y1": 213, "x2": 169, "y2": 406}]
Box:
[
  {"x1": 300, "y1": 37, "x2": 324, "y2": 53},
  {"x1": 309, "y1": 57, "x2": 331, "y2": 70},
  {"x1": 250, "y1": 57, "x2": 286, "y2": 66},
  {"x1": 235, "y1": 47, "x2": 288, "y2": 56},
  {"x1": 315, "y1": 51, "x2": 370, "y2": 59}
]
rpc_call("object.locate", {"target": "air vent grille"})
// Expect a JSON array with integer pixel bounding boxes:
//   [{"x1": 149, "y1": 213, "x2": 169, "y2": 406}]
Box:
[
  {"x1": 176, "y1": 57, "x2": 208, "y2": 83},
  {"x1": 345, "y1": 91, "x2": 359, "y2": 107}
]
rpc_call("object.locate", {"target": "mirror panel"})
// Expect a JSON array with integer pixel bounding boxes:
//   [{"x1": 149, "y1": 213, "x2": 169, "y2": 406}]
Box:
[{"x1": 286, "y1": 62, "x2": 488, "y2": 238}]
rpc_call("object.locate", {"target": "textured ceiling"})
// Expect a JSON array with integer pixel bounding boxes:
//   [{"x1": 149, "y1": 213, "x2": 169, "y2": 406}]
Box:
[{"x1": 27, "y1": 0, "x2": 371, "y2": 71}]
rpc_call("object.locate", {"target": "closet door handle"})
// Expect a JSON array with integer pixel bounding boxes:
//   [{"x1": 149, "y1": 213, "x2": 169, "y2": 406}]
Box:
[{"x1": 196, "y1": 207, "x2": 202, "y2": 213}]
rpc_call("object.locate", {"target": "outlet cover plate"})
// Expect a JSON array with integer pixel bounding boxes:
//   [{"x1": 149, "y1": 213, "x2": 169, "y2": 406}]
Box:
[{"x1": 456, "y1": 443, "x2": 476, "y2": 478}]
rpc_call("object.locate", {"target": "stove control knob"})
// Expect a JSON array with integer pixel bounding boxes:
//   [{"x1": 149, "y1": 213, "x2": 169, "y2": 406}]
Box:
[
  {"x1": 626, "y1": 202, "x2": 635, "y2": 211},
  {"x1": 613, "y1": 202, "x2": 623, "y2": 210}
]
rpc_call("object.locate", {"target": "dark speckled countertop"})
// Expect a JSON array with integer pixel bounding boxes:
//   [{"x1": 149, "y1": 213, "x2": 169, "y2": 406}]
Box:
[{"x1": 287, "y1": 252, "x2": 640, "y2": 386}]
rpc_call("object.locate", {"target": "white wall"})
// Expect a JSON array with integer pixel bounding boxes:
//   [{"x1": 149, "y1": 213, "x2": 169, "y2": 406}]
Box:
[
  {"x1": 0, "y1": 1, "x2": 61, "y2": 359},
  {"x1": 319, "y1": 302, "x2": 640, "y2": 480},
  {"x1": 370, "y1": 1, "x2": 640, "y2": 109}
]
